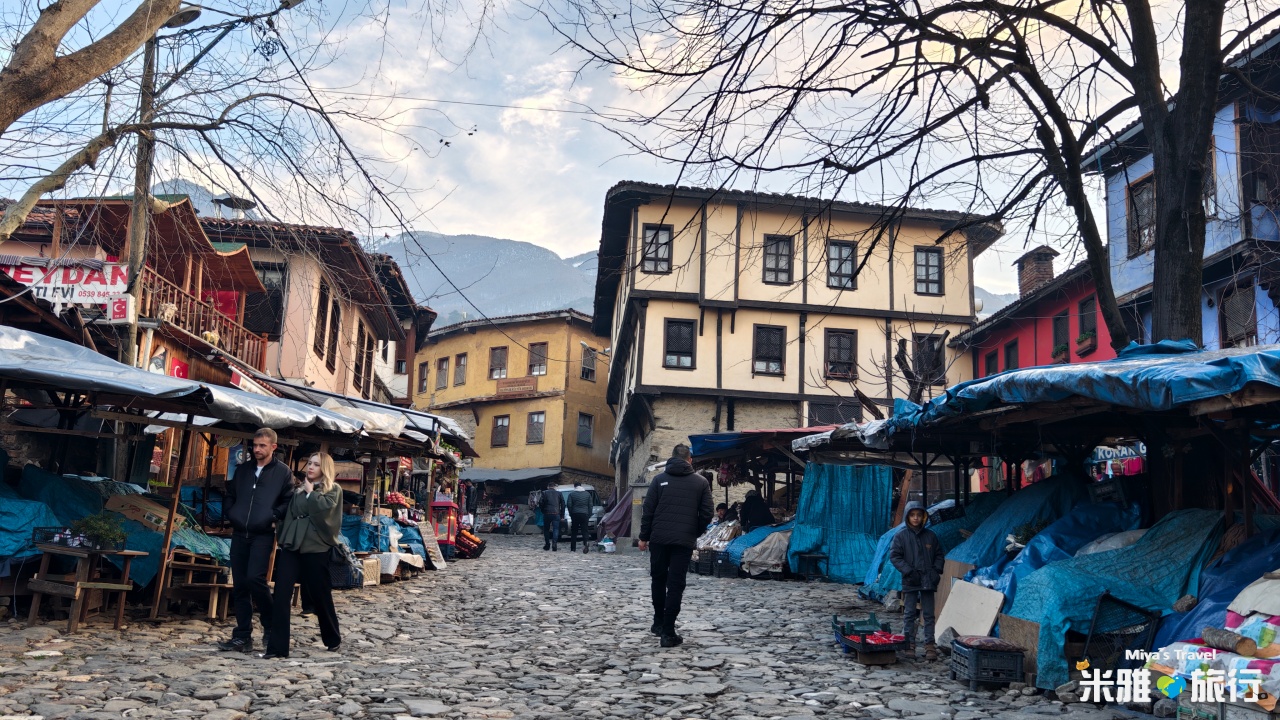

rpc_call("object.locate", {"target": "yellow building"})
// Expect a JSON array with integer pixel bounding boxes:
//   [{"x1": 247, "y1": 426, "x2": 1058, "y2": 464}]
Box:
[
  {"x1": 413, "y1": 309, "x2": 613, "y2": 490},
  {"x1": 594, "y1": 182, "x2": 1000, "y2": 492}
]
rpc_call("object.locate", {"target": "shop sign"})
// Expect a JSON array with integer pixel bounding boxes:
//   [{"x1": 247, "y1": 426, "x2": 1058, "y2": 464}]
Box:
[
  {"x1": 1090, "y1": 442, "x2": 1146, "y2": 463},
  {"x1": 0, "y1": 261, "x2": 129, "y2": 304}
]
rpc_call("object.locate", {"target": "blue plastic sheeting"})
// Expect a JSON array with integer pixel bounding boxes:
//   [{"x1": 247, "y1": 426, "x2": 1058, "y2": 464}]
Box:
[
  {"x1": 825, "y1": 342, "x2": 1280, "y2": 449},
  {"x1": 1008, "y1": 509, "x2": 1225, "y2": 690},
  {"x1": 19, "y1": 465, "x2": 105, "y2": 525},
  {"x1": 786, "y1": 464, "x2": 893, "y2": 583},
  {"x1": 860, "y1": 497, "x2": 988, "y2": 603},
  {"x1": 946, "y1": 475, "x2": 1087, "y2": 568},
  {"x1": 967, "y1": 503, "x2": 1141, "y2": 609},
  {"x1": 180, "y1": 487, "x2": 225, "y2": 525},
  {"x1": 341, "y1": 516, "x2": 428, "y2": 560},
  {"x1": 0, "y1": 493, "x2": 61, "y2": 561},
  {"x1": 1152, "y1": 522, "x2": 1280, "y2": 650},
  {"x1": 930, "y1": 493, "x2": 1007, "y2": 552},
  {"x1": 725, "y1": 521, "x2": 795, "y2": 565}
]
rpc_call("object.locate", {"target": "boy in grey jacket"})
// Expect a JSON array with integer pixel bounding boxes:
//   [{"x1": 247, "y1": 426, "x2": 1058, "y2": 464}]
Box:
[{"x1": 889, "y1": 501, "x2": 945, "y2": 660}]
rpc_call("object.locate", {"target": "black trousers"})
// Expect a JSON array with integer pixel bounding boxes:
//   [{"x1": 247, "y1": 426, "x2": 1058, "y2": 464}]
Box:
[
  {"x1": 569, "y1": 513, "x2": 591, "y2": 549},
  {"x1": 229, "y1": 532, "x2": 274, "y2": 640},
  {"x1": 649, "y1": 543, "x2": 694, "y2": 634},
  {"x1": 267, "y1": 549, "x2": 341, "y2": 656}
]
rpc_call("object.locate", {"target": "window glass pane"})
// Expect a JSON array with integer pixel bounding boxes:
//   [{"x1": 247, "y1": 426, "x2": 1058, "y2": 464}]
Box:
[
  {"x1": 436, "y1": 358, "x2": 449, "y2": 390},
  {"x1": 825, "y1": 330, "x2": 855, "y2": 377},
  {"x1": 1078, "y1": 297, "x2": 1097, "y2": 337},
  {"x1": 244, "y1": 264, "x2": 287, "y2": 337},
  {"x1": 985, "y1": 351, "x2": 998, "y2": 376},
  {"x1": 914, "y1": 249, "x2": 942, "y2": 294},
  {"x1": 528, "y1": 342, "x2": 548, "y2": 376},
  {"x1": 763, "y1": 236, "x2": 793, "y2": 283},
  {"x1": 490, "y1": 347, "x2": 508, "y2": 379},
  {"x1": 754, "y1": 326, "x2": 785, "y2": 374},
  {"x1": 527, "y1": 412, "x2": 545, "y2": 444},
  {"x1": 417, "y1": 362, "x2": 429, "y2": 393},
  {"x1": 313, "y1": 280, "x2": 330, "y2": 356},
  {"x1": 665, "y1": 320, "x2": 695, "y2": 367},
  {"x1": 1052, "y1": 313, "x2": 1069, "y2": 349},
  {"x1": 580, "y1": 346, "x2": 596, "y2": 381},
  {"x1": 827, "y1": 242, "x2": 856, "y2": 289},
  {"x1": 1129, "y1": 178, "x2": 1156, "y2": 256},
  {"x1": 1005, "y1": 341, "x2": 1019, "y2": 371},
  {"x1": 454, "y1": 354, "x2": 467, "y2": 385},
  {"x1": 577, "y1": 413, "x2": 594, "y2": 447},
  {"x1": 492, "y1": 416, "x2": 510, "y2": 447},
  {"x1": 642, "y1": 225, "x2": 672, "y2": 273}
]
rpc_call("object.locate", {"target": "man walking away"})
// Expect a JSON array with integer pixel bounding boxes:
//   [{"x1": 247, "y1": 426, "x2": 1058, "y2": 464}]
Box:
[
  {"x1": 567, "y1": 482, "x2": 593, "y2": 554},
  {"x1": 539, "y1": 482, "x2": 565, "y2": 551},
  {"x1": 639, "y1": 444, "x2": 713, "y2": 648},
  {"x1": 218, "y1": 428, "x2": 294, "y2": 653},
  {"x1": 889, "y1": 501, "x2": 945, "y2": 661}
]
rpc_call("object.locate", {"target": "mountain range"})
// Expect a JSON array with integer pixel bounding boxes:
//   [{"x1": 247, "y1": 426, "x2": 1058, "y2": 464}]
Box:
[{"x1": 158, "y1": 179, "x2": 1018, "y2": 326}]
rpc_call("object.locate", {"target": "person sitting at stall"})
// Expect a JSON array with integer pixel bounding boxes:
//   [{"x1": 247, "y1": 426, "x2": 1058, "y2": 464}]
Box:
[
  {"x1": 739, "y1": 489, "x2": 775, "y2": 532},
  {"x1": 707, "y1": 503, "x2": 730, "y2": 530},
  {"x1": 262, "y1": 452, "x2": 343, "y2": 659}
]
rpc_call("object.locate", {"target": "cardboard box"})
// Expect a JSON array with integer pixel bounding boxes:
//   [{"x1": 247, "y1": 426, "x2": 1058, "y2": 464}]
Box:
[{"x1": 106, "y1": 494, "x2": 185, "y2": 533}]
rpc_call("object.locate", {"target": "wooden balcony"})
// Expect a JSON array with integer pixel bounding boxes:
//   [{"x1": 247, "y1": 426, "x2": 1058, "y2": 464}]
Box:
[{"x1": 138, "y1": 267, "x2": 267, "y2": 370}]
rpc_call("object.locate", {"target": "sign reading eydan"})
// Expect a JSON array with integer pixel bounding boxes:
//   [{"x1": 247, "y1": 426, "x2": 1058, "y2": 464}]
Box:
[{"x1": 0, "y1": 262, "x2": 129, "y2": 304}]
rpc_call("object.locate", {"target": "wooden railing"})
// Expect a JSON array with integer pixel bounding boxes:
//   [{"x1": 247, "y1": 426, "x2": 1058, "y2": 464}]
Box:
[{"x1": 138, "y1": 267, "x2": 267, "y2": 370}]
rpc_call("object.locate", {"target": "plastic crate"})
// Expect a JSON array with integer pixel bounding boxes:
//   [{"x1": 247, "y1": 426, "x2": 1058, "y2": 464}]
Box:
[
  {"x1": 713, "y1": 557, "x2": 740, "y2": 578},
  {"x1": 832, "y1": 615, "x2": 897, "y2": 655},
  {"x1": 949, "y1": 637, "x2": 1025, "y2": 690}
]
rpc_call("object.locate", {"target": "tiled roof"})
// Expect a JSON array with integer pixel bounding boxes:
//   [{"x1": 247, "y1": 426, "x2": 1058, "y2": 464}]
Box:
[{"x1": 428, "y1": 308, "x2": 594, "y2": 337}]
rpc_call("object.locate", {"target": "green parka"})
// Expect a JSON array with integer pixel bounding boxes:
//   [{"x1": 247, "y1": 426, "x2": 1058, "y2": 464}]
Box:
[{"x1": 276, "y1": 484, "x2": 342, "y2": 555}]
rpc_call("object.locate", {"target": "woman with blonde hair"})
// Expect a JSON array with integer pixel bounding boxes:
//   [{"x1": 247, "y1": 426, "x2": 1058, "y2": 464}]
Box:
[{"x1": 262, "y1": 451, "x2": 342, "y2": 658}]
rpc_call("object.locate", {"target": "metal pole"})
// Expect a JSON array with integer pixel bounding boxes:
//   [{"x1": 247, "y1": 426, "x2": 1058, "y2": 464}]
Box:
[
  {"x1": 150, "y1": 414, "x2": 193, "y2": 619},
  {"x1": 122, "y1": 36, "x2": 158, "y2": 369}
]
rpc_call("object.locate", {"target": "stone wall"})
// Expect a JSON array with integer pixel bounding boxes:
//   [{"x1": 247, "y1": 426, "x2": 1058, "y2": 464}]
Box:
[{"x1": 558, "y1": 467, "x2": 613, "y2": 500}]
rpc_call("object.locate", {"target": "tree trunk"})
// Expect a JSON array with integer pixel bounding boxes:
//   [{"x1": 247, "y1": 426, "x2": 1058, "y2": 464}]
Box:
[{"x1": 1136, "y1": 0, "x2": 1225, "y2": 343}]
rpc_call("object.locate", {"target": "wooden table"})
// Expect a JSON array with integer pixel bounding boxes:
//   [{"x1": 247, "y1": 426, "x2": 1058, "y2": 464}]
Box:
[{"x1": 27, "y1": 544, "x2": 148, "y2": 632}]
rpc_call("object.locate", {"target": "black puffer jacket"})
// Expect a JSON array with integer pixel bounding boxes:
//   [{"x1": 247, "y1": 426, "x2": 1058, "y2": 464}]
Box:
[
  {"x1": 640, "y1": 458, "x2": 714, "y2": 548},
  {"x1": 225, "y1": 457, "x2": 294, "y2": 537},
  {"x1": 567, "y1": 489, "x2": 593, "y2": 515}
]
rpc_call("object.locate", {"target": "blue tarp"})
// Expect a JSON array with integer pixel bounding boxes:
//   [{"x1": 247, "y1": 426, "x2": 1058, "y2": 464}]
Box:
[
  {"x1": 0, "y1": 492, "x2": 61, "y2": 562},
  {"x1": 816, "y1": 342, "x2": 1280, "y2": 451},
  {"x1": 1152, "y1": 521, "x2": 1280, "y2": 650},
  {"x1": 860, "y1": 494, "x2": 1005, "y2": 602},
  {"x1": 1008, "y1": 508, "x2": 1225, "y2": 690},
  {"x1": 181, "y1": 487, "x2": 225, "y2": 525},
  {"x1": 13, "y1": 465, "x2": 230, "y2": 585},
  {"x1": 946, "y1": 475, "x2": 1087, "y2": 568},
  {"x1": 967, "y1": 502, "x2": 1142, "y2": 609},
  {"x1": 786, "y1": 463, "x2": 893, "y2": 583},
  {"x1": 341, "y1": 515, "x2": 428, "y2": 560},
  {"x1": 725, "y1": 521, "x2": 795, "y2": 565}
]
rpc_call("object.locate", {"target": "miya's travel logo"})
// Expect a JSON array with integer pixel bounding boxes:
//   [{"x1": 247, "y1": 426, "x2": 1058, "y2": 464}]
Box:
[{"x1": 1075, "y1": 653, "x2": 1265, "y2": 704}]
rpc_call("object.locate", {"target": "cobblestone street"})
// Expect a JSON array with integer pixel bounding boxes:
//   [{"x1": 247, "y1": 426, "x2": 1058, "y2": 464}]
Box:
[{"x1": 0, "y1": 535, "x2": 1134, "y2": 720}]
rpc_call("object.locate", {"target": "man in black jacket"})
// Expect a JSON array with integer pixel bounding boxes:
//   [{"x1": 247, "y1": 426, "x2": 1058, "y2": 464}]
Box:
[
  {"x1": 217, "y1": 428, "x2": 294, "y2": 653},
  {"x1": 639, "y1": 444, "x2": 713, "y2": 648},
  {"x1": 566, "y1": 482, "x2": 593, "y2": 554},
  {"x1": 538, "y1": 482, "x2": 565, "y2": 551}
]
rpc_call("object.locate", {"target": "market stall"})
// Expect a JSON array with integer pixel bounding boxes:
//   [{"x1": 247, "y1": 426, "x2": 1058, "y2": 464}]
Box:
[{"x1": 792, "y1": 341, "x2": 1280, "y2": 690}]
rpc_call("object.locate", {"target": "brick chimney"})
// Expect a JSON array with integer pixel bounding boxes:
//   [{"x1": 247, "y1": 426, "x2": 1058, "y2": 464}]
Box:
[{"x1": 1015, "y1": 245, "x2": 1060, "y2": 297}]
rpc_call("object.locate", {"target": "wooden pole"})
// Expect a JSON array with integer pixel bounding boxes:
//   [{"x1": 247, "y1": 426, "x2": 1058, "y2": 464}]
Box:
[
  {"x1": 201, "y1": 433, "x2": 214, "y2": 527},
  {"x1": 150, "y1": 414, "x2": 193, "y2": 619}
]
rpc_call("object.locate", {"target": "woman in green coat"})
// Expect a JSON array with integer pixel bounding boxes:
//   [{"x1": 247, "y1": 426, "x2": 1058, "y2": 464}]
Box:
[{"x1": 262, "y1": 452, "x2": 343, "y2": 658}]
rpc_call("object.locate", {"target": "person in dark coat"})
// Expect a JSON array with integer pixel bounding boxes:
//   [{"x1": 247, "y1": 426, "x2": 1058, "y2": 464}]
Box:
[
  {"x1": 639, "y1": 444, "x2": 714, "y2": 648},
  {"x1": 739, "y1": 489, "x2": 775, "y2": 531},
  {"x1": 566, "y1": 482, "x2": 594, "y2": 554},
  {"x1": 217, "y1": 428, "x2": 294, "y2": 653},
  {"x1": 889, "y1": 501, "x2": 945, "y2": 660},
  {"x1": 263, "y1": 451, "x2": 343, "y2": 658},
  {"x1": 538, "y1": 482, "x2": 565, "y2": 551}
]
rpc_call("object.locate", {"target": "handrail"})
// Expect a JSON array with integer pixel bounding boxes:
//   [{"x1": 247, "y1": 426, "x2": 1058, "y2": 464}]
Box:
[{"x1": 137, "y1": 267, "x2": 266, "y2": 370}]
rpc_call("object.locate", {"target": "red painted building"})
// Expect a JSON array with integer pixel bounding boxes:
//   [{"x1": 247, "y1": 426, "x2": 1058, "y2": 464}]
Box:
[{"x1": 952, "y1": 246, "x2": 1116, "y2": 378}]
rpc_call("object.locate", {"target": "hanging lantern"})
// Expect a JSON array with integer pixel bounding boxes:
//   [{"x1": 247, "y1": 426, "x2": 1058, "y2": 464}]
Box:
[{"x1": 431, "y1": 500, "x2": 459, "y2": 560}]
